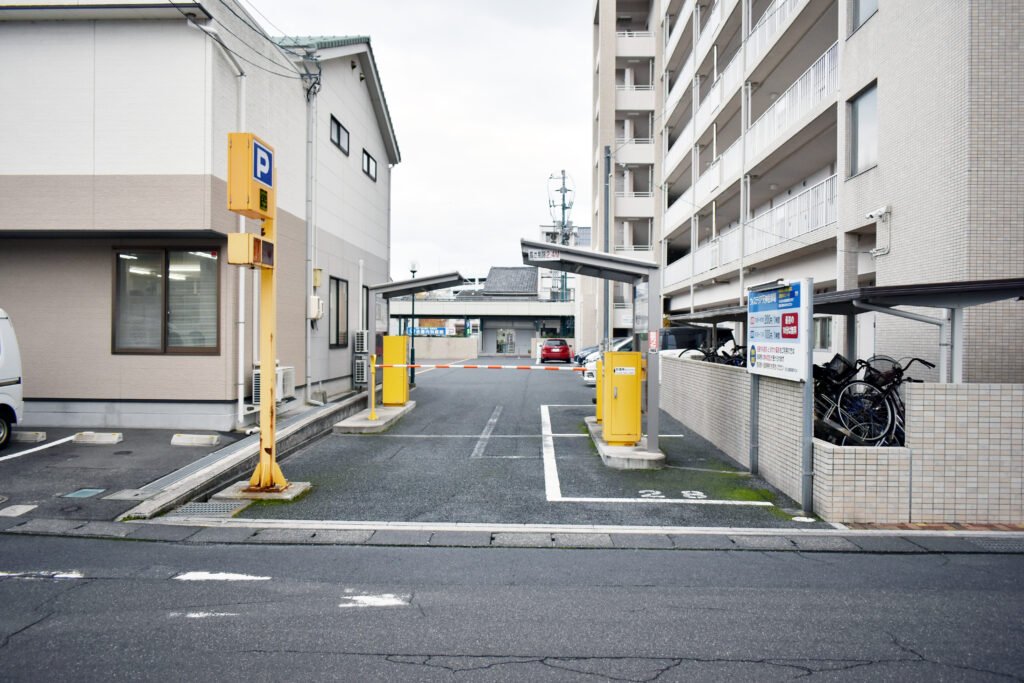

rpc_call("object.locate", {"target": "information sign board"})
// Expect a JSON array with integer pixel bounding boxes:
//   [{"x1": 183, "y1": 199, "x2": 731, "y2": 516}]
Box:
[
  {"x1": 527, "y1": 249, "x2": 560, "y2": 261},
  {"x1": 746, "y1": 279, "x2": 812, "y2": 382}
]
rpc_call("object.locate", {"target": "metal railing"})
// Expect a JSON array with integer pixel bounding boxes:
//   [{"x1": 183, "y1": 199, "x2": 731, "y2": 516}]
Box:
[
  {"x1": 694, "y1": 158, "x2": 721, "y2": 206},
  {"x1": 746, "y1": 0, "x2": 803, "y2": 71},
  {"x1": 719, "y1": 225, "x2": 742, "y2": 264},
  {"x1": 696, "y1": 0, "x2": 722, "y2": 60},
  {"x1": 663, "y1": 185, "x2": 694, "y2": 237},
  {"x1": 746, "y1": 42, "x2": 838, "y2": 161},
  {"x1": 663, "y1": 125, "x2": 691, "y2": 182},
  {"x1": 614, "y1": 244, "x2": 655, "y2": 253},
  {"x1": 694, "y1": 240, "x2": 719, "y2": 274},
  {"x1": 663, "y1": 253, "x2": 693, "y2": 289},
  {"x1": 615, "y1": 137, "x2": 654, "y2": 145},
  {"x1": 616, "y1": 83, "x2": 655, "y2": 91},
  {"x1": 744, "y1": 173, "x2": 837, "y2": 255},
  {"x1": 616, "y1": 30, "x2": 654, "y2": 38},
  {"x1": 720, "y1": 138, "x2": 742, "y2": 182},
  {"x1": 615, "y1": 191, "x2": 654, "y2": 198},
  {"x1": 390, "y1": 295, "x2": 576, "y2": 304}
]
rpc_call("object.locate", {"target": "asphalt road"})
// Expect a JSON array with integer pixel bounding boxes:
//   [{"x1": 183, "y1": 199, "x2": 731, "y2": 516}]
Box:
[
  {"x1": 243, "y1": 361, "x2": 827, "y2": 528},
  {"x1": 1, "y1": 533, "x2": 1021, "y2": 681}
]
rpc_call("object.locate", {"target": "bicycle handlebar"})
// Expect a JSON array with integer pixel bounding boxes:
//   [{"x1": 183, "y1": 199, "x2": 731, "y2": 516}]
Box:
[{"x1": 904, "y1": 357, "x2": 936, "y2": 370}]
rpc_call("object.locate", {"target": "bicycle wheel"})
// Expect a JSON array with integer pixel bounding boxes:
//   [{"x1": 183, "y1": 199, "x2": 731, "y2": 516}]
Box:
[{"x1": 836, "y1": 381, "x2": 893, "y2": 444}]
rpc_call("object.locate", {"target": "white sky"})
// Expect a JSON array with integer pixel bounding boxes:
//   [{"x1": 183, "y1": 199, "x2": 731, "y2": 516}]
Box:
[{"x1": 245, "y1": 0, "x2": 595, "y2": 282}]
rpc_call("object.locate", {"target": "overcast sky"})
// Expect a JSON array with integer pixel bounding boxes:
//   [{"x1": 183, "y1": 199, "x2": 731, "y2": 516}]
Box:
[{"x1": 247, "y1": 0, "x2": 594, "y2": 282}]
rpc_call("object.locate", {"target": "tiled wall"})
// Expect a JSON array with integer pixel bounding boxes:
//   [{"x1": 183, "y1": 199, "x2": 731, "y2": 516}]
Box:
[
  {"x1": 756, "y1": 376, "x2": 804, "y2": 503},
  {"x1": 905, "y1": 383, "x2": 1023, "y2": 523},
  {"x1": 661, "y1": 357, "x2": 750, "y2": 468},
  {"x1": 813, "y1": 440, "x2": 912, "y2": 523}
]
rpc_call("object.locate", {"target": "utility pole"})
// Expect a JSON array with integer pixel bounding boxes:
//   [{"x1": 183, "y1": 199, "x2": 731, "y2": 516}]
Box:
[{"x1": 547, "y1": 171, "x2": 575, "y2": 309}]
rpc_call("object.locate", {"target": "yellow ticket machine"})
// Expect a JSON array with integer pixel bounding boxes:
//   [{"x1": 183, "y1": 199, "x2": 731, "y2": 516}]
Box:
[
  {"x1": 595, "y1": 359, "x2": 603, "y2": 424},
  {"x1": 602, "y1": 351, "x2": 642, "y2": 446},
  {"x1": 382, "y1": 335, "x2": 409, "y2": 406}
]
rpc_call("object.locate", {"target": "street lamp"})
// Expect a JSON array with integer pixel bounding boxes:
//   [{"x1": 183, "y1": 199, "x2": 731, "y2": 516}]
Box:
[{"x1": 409, "y1": 261, "x2": 417, "y2": 388}]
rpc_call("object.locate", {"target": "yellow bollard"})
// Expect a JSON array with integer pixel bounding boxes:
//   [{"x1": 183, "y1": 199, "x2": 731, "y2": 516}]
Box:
[
  {"x1": 382, "y1": 336, "x2": 409, "y2": 406},
  {"x1": 369, "y1": 354, "x2": 378, "y2": 421},
  {"x1": 595, "y1": 359, "x2": 603, "y2": 424}
]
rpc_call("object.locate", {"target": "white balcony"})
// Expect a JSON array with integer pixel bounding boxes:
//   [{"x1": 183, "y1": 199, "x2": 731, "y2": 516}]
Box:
[
  {"x1": 665, "y1": 12, "x2": 686, "y2": 60},
  {"x1": 663, "y1": 185, "x2": 694, "y2": 238},
  {"x1": 664, "y1": 53, "x2": 692, "y2": 120},
  {"x1": 746, "y1": 0, "x2": 805, "y2": 71},
  {"x1": 720, "y1": 138, "x2": 741, "y2": 183},
  {"x1": 614, "y1": 244, "x2": 657, "y2": 261},
  {"x1": 696, "y1": 0, "x2": 722, "y2": 63},
  {"x1": 746, "y1": 42, "x2": 838, "y2": 162},
  {"x1": 614, "y1": 193, "x2": 655, "y2": 217},
  {"x1": 693, "y1": 158, "x2": 721, "y2": 209},
  {"x1": 693, "y1": 240, "x2": 719, "y2": 275},
  {"x1": 616, "y1": 31, "x2": 655, "y2": 57},
  {"x1": 720, "y1": 49, "x2": 742, "y2": 100},
  {"x1": 694, "y1": 78, "x2": 722, "y2": 136},
  {"x1": 662, "y1": 118, "x2": 693, "y2": 183},
  {"x1": 663, "y1": 253, "x2": 693, "y2": 291},
  {"x1": 615, "y1": 138, "x2": 656, "y2": 165},
  {"x1": 616, "y1": 86, "x2": 656, "y2": 111},
  {"x1": 718, "y1": 225, "x2": 742, "y2": 265},
  {"x1": 744, "y1": 174, "x2": 837, "y2": 256}
]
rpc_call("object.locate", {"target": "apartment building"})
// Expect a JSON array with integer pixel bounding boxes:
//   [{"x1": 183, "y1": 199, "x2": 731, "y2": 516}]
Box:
[
  {"x1": 593, "y1": 0, "x2": 1024, "y2": 381},
  {"x1": 0, "y1": 2, "x2": 399, "y2": 429}
]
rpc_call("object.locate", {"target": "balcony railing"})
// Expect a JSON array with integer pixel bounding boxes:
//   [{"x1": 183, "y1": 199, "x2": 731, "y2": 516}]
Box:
[
  {"x1": 719, "y1": 225, "x2": 742, "y2": 264},
  {"x1": 663, "y1": 185, "x2": 694, "y2": 238},
  {"x1": 615, "y1": 191, "x2": 654, "y2": 198},
  {"x1": 617, "y1": 30, "x2": 654, "y2": 38},
  {"x1": 615, "y1": 137, "x2": 654, "y2": 145},
  {"x1": 663, "y1": 253, "x2": 693, "y2": 290},
  {"x1": 744, "y1": 174, "x2": 837, "y2": 255},
  {"x1": 746, "y1": 42, "x2": 838, "y2": 162},
  {"x1": 720, "y1": 49, "x2": 742, "y2": 98},
  {"x1": 664, "y1": 56, "x2": 691, "y2": 115},
  {"x1": 720, "y1": 138, "x2": 742, "y2": 182},
  {"x1": 695, "y1": 78, "x2": 722, "y2": 135},
  {"x1": 694, "y1": 158, "x2": 721, "y2": 207},
  {"x1": 696, "y1": 0, "x2": 722, "y2": 61},
  {"x1": 616, "y1": 84, "x2": 654, "y2": 91},
  {"x1": 614, "y1": 244, "x2": 655, "y2": 253},
  {"x1": 746, "y1": 0, "x2": 802, "y2": 71},
  {"x1": 663, "y1": 124, "x2": 691, "y2": 182},
  {"x1": 694, "y1": 240, "x2": 719, "y2": 274}
]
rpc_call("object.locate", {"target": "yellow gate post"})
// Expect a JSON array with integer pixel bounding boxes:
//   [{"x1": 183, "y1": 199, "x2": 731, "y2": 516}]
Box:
[
  {"x1": 382, "y1": 336, "x2": 409, "y2": 406},
  {"x1": 595, "y1": 359, "x2": 604, "y2": 424},
  {"x1": 226, "y1": 132, "x2": 288, "y2": 491},
  {"x1": 368, "y1": 354, "x2": 378, "y2": 420}
]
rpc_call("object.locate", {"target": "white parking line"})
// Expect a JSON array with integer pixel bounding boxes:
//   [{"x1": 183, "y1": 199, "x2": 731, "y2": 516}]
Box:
[
  {"x1": 173, "y1": 572, "x2": 270, "y2": 581},
  {"x1": 0, "y1": 435, "x2": 76, "y2": 463},
  {"x1": 470, "y1": 406, "x2": 502, "y2": 458},
  {"x1": 541, "y1": 405, "x2": 773, "y2": 507}
]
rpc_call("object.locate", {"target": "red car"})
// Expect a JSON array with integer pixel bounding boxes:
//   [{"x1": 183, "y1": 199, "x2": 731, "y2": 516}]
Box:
[{"x1": 540, "y1": 338, "x2": 572, "y2": 363}]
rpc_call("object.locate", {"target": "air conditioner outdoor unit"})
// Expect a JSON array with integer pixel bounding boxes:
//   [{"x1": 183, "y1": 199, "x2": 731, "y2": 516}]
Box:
[
  {"x1": 353, "y1": 356, "x2": 368, "y2": 385},
  {"x1": 354, "y1": 330, "x2": 369, "y2": 354},
  {"x1": 252, "y1": 365, "x2": 296, "y2": 404}
]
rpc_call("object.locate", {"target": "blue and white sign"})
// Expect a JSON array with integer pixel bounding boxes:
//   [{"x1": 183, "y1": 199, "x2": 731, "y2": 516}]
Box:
[
  {"x1": 746, "y1": 278, "x2": 812, "y2": 382},
  {"x1": 252, "y1": 140, "x2": 274, "y2": 188},
  {"x1": 412, "y1": 326, "x2": 448, "y2": 337}
]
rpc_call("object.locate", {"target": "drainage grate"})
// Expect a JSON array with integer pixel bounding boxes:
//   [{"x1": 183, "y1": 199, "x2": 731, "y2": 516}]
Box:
[
  {"x1": 166, "y1": 501, "x2": 250, "y2": 517},
  {"x1": 973, "y1": 538, "x2": 1024, "y2": 553}
]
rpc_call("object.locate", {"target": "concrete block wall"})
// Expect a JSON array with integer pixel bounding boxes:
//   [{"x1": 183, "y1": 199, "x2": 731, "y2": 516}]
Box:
[
  {"x1": 813, "y1": 440, "x2": 912, "y2": 523},
  {"x1": 756, "y1": 376, "x2": 805, "y2": 504},
  {"x1": 660, "y1": 358, "x2": 750, "y2": 468},
  {"x1": 905, "y1": 383, "x2": 1023, "y2": 523}
]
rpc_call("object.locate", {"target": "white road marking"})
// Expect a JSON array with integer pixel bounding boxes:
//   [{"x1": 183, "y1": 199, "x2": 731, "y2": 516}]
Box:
[
  {"x1": 169, "y1": 612, "x2": 239, "y2": 619},
  {"x1": 358, "y1": 434, "x2": 588, "y2": 439},
  {"x1": 540, "y1": 405, "x2": 563, "y2": 501},
  {"x1": 338, "y1": 592, "x2": 411, "y2": 608},
  {"x1": 470, "y1": 406, "x2": 503, "y2": 458},
  {"x1": 0, "y1": 570, "x2": 84, "y2": 580},
  {"x1": 0, "y1": 504, "x2": 38, "y2": 517},
  {"x1": 558, "y1": 496, "x2": 774, "y2": 506},
  {"x1": 173, "y1": 572, "x2": 270, "y2": 582},
  {"x1": 0, "y1": 435, "x2": 76, "y2": 463}
]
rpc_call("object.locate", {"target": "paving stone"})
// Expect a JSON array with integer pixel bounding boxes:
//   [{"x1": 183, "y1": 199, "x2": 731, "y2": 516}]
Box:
[
  {"x1": 790, "y1": 535, "x2": 861, "y2": 552},
  {"x1": 846, "y1": 536, "x2": 927, "y2": 553},
  {"x1": 729, "y1": 535, "x2": 796, "y2": 550},
  {"x1": 5, "y1": 518, "x2": 87, "y2": 535},
  {"x1": 309, "y1": 530, "x2": 374, "y2": 545},
  {"x1": 125, "y1": 525, "x2": 202, "y2": 542},
  {"x1": 552, "y1": 533, "x2": 614, "y2": 548},
  {"x1": 187, "y1": 527, "x2": 258, "y2": 543},
  {"x1": 668, "y1": 534, "x2": 736, "y2": 550},
  {"x1": 250, "y1": 529, "x2": 318, "y2": 544},
  {"x1": 902, "y1": 536, "x2": 986, "y2": 553},
  {"x1": 429, "y1": 531, "x2": 493, "y2": 547},
  {"x1": 490, "y1": 532, "x2": 554, "y2": 548},
  {"x1": 610, "y1": 533, "x2": 674, "y2": 549},
  {"x1": 68, "y1": 521, "x2": 135, "y2": 538},
  {"x1": 366, "y1": 530, "x2": 432, "y2": 546}
]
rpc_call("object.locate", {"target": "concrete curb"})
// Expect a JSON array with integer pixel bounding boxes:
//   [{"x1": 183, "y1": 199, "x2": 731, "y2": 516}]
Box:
[
  {"x1": 115, "y1": 393, "x2": 367, "y2": 521},
  {"x1": 584, "y1": 416, "x2": 665, "y2": 469},
  {"x1": 333, "y1": 401, "x2": 416, "y2": 434}
]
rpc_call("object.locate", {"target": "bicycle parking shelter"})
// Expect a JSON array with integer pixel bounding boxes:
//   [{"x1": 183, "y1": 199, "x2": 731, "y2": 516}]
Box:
[{"x1": 520, "y1": 238, "x2": 663, "y2": 455}]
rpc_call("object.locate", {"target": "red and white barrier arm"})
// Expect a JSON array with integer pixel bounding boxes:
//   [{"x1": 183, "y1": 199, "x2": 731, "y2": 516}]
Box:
[{"x1": 375, "y1": 364, "x2": 586, "y2": 371}]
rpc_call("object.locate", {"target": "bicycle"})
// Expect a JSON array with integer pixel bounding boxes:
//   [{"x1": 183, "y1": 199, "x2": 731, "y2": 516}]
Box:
[{"x1": 812, "y1": 354, "x2": 892, "y2": 446}]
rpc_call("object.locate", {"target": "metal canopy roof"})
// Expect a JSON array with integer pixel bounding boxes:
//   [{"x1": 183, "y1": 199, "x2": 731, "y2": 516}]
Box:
[
  {"x1": 520, "y1": 239, "x2": 656, "y2": 284},
  {"x1": 367, "y1": 271, "x2": 465, "y2": 299},
  {"x1": 668, "y1": 278, "x2": 1024, "y2": 325}
]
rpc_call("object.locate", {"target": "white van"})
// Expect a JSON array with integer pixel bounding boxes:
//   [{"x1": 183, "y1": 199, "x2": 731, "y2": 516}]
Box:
[{"x1": 0, "y1": 309, "x2": 23, "y2": 450}]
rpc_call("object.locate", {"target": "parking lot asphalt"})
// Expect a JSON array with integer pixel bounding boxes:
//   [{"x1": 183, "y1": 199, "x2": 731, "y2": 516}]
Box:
[{"x1": 240, "y1": 359, "x2": 826, "y2": 529}]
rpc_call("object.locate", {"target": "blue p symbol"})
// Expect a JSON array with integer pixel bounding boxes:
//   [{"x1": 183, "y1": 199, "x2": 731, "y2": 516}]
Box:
[{"x1": 253, "y1": 141, "x2": 273, "y2": 187}]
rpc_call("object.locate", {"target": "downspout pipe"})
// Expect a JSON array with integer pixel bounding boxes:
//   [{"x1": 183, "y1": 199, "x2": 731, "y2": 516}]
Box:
[
  {"x1": 186, "y1": 18, "x2": 251, "y2": 430},
  {"x1": 303, "y1": 61, "x2": 319, "y2": 405},
  {"x1": 851, "y1": 300, "x2": 949, "y2": 383}
]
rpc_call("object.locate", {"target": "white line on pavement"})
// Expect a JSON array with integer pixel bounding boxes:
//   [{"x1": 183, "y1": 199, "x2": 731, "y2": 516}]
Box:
[
  {"x1": 339, "y1": 592, "x2": 411, "y2": 608},
  {"x1": 540, "y1": 405, "x2": 563, "y2": 501},
  {"x1": 0, "y1": 504, "x2": 38, "y2": 517},
  {"x1": 559, "y1": 496, "x2": 774, "y2": 506},
  {"x1": 169, "y1": 612, "x2": 239, "y2": 619},
  {"x1": 173, "y1": 572, "x2": 270, "y2": 581},
  {"x1": 0, "y1": 435, "x2": 76, "y2": 463},
  {"x1": 470, "y1": 405, "x2": 503, "y2": 458},
  {"x1": 0, "y1": 570, "x2": 84, "y2": 579}
]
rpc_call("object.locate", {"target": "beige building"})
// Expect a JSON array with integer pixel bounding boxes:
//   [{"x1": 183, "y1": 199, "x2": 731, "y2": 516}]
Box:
[
  {"x1": 0, "y1": 2, "x2": 400, "y2": 429},
  {"x1": 592, "y1": 0, "x2": 1024, "y2": 380}
]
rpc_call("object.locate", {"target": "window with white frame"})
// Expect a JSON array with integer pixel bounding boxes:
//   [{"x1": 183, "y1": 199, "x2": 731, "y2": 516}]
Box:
[
  {"x1": 849, "y1": 83, "x2": 878, "y2": 176},
  {"x1": 851, "y1": 0, "x2": 878, "y2": 33},
  {"x1": 814, "y1": 316, "x2": 833, "y2": 350},
  {"x1": 330, "y1": 116, "x2": 349, "y2": 155},
  {"x1": 113, "y1": 249, "x2": 219, "y2": 353},
  {"x1": 362, "y1": 149, "x2": 377, "y2": 181}
]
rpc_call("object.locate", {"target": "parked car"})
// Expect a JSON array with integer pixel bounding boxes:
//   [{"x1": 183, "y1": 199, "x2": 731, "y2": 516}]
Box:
[
  {"x1": 0, "y1": 309, "x2": 24, "y2": 450},
  {"x1": 658, "y1": 325, "x2": 734, "y2": 355},
  {"x1": 540, "y1": 338, "x2": 572, "y2": 363},
  {"x1": 581, "y1": 337, "x2": 632, "y2": 386},
  {"x1": 573, "y1": 344, "x2": 598, "y2": 365}
]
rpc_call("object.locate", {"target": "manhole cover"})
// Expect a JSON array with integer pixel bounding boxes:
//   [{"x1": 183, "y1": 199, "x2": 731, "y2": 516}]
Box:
[
  {"x1": 167, "y1": 501, "x2": 249, "y2": 518},
  {"x1": 973, "y1": 538, "x2": 1024, "y2": 553}
]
